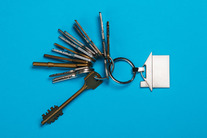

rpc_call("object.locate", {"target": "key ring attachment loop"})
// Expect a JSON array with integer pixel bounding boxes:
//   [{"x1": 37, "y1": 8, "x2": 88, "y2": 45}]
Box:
[
  {"x1": 108, "y1": 57, "x2": 136, "y2": 84},
  {"x1": 94, "y1": 55, "x2": 115, "y2": 80}
]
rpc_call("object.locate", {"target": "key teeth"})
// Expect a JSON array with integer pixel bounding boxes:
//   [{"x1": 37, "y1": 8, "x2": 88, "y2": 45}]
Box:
[{"x1": 42, "y1": 105, "x2": 63, "y2": 124}]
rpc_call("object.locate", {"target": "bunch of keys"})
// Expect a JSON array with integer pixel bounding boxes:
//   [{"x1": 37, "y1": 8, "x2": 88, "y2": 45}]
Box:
[{"x1": 33, "y1": 12, "x2": 170, "y2": 125}]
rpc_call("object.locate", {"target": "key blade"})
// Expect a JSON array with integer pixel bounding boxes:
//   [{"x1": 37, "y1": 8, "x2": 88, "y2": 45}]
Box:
[
  {"x1": 84, "y1": 71, "x2": 103, "y2": 90},
  {"x1": 52, "y1": 73, "x2": 76, "y2": 83},
  {"x1": 41, "y1": 105, "x2": 63, "y2": 125}
]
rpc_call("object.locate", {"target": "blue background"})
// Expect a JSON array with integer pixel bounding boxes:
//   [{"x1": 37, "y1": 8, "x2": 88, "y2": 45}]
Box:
[{"x1": 0, "y1": 0, "x2": 207, "y2": 137}]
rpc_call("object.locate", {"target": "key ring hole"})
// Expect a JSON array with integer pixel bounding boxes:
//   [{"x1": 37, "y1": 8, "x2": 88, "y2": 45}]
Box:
[{"x1": 108, "y1": 57, "x2": 136, "y2": 84}]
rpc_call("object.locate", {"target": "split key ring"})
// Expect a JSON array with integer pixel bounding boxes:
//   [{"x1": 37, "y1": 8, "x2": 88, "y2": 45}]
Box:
[{"x1": 108, "y1": 57, "x2": 137, "y2": 84}]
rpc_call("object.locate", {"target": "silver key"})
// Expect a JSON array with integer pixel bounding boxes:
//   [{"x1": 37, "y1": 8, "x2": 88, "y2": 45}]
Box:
[
  {"x1": 59, "y1": 36, "x2": 94, "y2": 58},
  {"x1": 50, "y1": 67, "x2": 94, "y2": 83},
  {"x1": 52, "y1": 48, "x2": 92, "y2": 62}
]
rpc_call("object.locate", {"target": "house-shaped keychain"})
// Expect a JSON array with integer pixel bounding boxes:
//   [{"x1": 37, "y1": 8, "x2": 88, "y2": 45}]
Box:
[{"x1": 140, "y1": 52, "x2": 170, "y2": 91}]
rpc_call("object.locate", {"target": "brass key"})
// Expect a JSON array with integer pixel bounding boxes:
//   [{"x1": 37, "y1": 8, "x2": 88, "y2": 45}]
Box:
[
  {"x1": 41, "y1": 71, "x2": 103, "y2": 125},
  {"x1": 33, "y1": 62, "x2": 89, "y2": 68}
]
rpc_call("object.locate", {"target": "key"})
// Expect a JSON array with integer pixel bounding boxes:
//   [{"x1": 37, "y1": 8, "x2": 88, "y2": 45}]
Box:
[
  {"x1": 52, "y1": 48, "x2": 92, "y2": 62},
  {"x1": 74, "y1": 20, "x2": 102, "y2": 56},
  {"x1": 52, "y1": 67, "x2": 93, "y2": 83},
  {"x1": 99, "y1": 12, "x2": 109, "y2": 78},
  {"x1": 59, "y1": 36, "x2": 94, "y2": 58},
  {"x1": 49, "y1": 67, "x2": 91, "y2": 77},
  {"x1": 33, "y1": 62, "x2": 89, "y2": 68},
  {"x1": 41, "y1": 71, "x2": 103, "y2": 125},
  {"x1": 49, "y1": 67, "x2": 94, "y2": 83},
  {"x1": 64, "y1": 31, "x2": 97, "y2": 57},
  {"x1": 44, "y1": 54, "x2": 89, "y2": 64},
  {"x1": 74, "y1": 25, "x2": 99, "y2": 57},
  {"x1": 58, "y1": 29, "x2": 96, "y2": 56},
  {"x1": 99, "y1": 12, "x2": 107, "y2": 58},
  {"x1": 106, "y1": 21, "x2": 110, "y2": 58},
  {"x1": 54, "y1": 43, "x2": 95, "y2": 62}
]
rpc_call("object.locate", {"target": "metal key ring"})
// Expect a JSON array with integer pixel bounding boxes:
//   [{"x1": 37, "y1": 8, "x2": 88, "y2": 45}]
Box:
[{"x1": 108, "y1": 57, "x2": 136, "y2": 84}]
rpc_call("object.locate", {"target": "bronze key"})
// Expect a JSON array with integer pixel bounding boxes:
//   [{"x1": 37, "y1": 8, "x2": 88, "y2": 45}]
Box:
[
  {"x1": 33, "y1": 62, "x2": 89, "y2": 68},
  {"x1": 41, "y1": 71, "x2": 103, "y2": 125}
]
